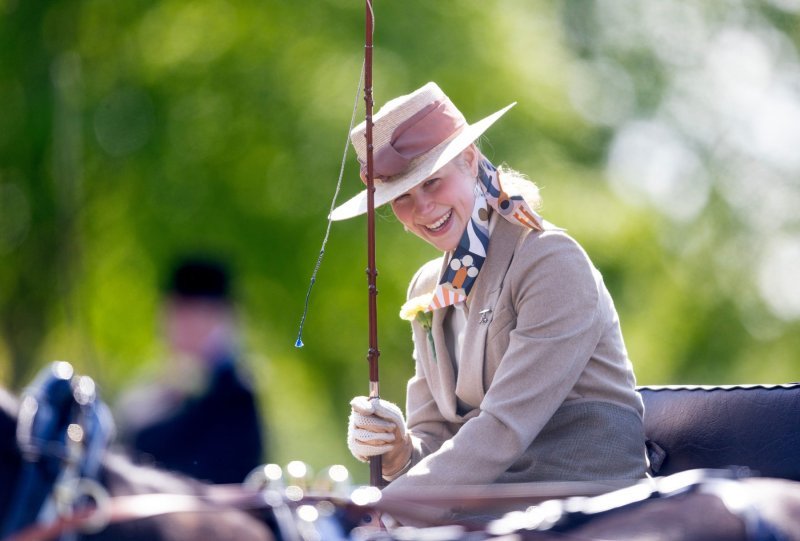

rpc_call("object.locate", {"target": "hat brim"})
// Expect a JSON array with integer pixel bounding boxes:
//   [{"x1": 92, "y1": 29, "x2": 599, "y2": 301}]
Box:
[{"x1": 329, "y1": 102, "x2": 516, "y2": 221}]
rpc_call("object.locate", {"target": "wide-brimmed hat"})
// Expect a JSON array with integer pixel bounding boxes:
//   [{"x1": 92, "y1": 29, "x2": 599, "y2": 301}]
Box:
[{"x1": 330, "y1": 82, "x2": 515, "y2": 221}]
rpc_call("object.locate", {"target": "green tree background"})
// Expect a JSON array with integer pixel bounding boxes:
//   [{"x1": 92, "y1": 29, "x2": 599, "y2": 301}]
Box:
[{"x1": 1, "y1": 0, "x2": 798, "y2": 484}]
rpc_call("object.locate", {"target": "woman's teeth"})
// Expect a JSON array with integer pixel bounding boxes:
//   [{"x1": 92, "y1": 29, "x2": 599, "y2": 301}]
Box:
[{"x1": 425, "y1": 210, "x2": 452, "y2": 232}]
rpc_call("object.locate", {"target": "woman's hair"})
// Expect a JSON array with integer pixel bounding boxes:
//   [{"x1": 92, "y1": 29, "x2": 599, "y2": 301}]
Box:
[
  {"x1": 456, "y1": 146, "x2": 543, "y2": 210},
  {"x1": 497, "y1": 166, "x2": 542, "y2": 210}
]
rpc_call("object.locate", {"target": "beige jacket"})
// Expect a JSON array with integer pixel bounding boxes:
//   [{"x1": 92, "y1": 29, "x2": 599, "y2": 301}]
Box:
[{"x1": 383, "y1": 218, "x2": 647, "y2": 493}]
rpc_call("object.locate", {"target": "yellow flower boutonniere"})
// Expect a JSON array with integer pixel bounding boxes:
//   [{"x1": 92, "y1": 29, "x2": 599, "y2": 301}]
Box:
[
  {"x1": 400, "y1": 293, "x2": 433, "y2": 329},
  {"x1": 400, "y1": 292, "x2": 436, "y2": 362}
]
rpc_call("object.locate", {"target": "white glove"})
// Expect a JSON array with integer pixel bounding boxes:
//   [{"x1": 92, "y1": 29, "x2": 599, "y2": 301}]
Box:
[{"x1": 347, "y1": 396, "x2": 407, "y2": 462}]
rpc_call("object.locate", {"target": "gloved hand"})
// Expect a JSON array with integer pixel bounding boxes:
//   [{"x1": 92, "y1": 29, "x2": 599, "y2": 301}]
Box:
[{"x1": 347, "y1": 396, "x2": 412, "y2": 476}]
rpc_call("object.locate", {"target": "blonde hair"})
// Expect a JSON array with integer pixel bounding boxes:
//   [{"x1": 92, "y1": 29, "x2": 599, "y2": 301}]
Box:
[
  {"x1": 498, "y1": 166, "x2": 542, "y2": 210},
  {"x1": 455, "y1": 146, "x2": 542, "y2": 210}
]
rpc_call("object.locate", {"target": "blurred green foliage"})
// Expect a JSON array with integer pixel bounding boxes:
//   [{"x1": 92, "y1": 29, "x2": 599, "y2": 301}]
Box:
[{"x1": 1, "y1": 0, "x2": 798, "y2": 483}]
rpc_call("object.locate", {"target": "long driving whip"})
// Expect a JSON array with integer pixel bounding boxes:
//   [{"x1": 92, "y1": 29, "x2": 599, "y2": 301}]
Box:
[{"x1": 363, "y1": 0, "x2": 383, "y2": 488}]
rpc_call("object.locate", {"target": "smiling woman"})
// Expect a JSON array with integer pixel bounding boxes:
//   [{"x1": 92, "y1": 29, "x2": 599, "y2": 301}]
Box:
[{"x1": 334, "y1": 82, "x2": 647, "y2": 501}]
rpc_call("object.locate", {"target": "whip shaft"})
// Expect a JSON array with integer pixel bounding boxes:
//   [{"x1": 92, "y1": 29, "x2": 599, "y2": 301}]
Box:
[{"x1": 364, "y1": 0, "x2": 383, "y2": 488}]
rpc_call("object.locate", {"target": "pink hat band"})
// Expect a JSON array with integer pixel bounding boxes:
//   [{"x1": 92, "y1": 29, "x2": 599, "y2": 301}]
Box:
[{"x1": 360, "y1": 97, "x2": 467, "y2": 182}]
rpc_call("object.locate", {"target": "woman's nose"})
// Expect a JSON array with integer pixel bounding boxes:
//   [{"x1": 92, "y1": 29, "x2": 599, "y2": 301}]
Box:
[{"x1": 412, "y1": 191, "x2": 434, "y2": 214}]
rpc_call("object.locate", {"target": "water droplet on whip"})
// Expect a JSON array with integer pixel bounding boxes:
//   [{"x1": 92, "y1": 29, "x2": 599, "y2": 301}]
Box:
[{"x1": 295, "y1": 338, "x2": 304, "y2": 348}]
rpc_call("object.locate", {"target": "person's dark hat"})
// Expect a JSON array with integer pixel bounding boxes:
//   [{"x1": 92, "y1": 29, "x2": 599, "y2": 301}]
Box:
[{"x1": 167, "y1": 257, "x2": 231, "y2": 301}]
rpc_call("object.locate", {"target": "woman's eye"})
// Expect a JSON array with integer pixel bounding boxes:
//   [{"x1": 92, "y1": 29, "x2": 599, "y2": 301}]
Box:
[
  {"x1": 393, "y1": 194, "x2": 410, "y2": 204},
  {"x1": 423, "y1": 178, "x2": 439, "y2": 189}
]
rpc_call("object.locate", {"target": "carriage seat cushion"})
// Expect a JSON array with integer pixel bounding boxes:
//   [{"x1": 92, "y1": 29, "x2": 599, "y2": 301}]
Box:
[{"x1": 638, "y1": 384, "x2": 800, "y2": 481}]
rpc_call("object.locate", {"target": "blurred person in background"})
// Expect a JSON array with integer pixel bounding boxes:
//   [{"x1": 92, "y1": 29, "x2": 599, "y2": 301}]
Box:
[
  {"x1": 340, "y1": 82, "x2": 646, "y2": 490},
  {"x1": 116, "y1": 256, "x2": 265, "y2": 484}
]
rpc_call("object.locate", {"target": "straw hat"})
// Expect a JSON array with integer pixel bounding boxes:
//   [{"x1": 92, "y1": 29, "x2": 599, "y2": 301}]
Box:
[{"x1": 330, "y1": 82, "x2": 515, "y2": 221}]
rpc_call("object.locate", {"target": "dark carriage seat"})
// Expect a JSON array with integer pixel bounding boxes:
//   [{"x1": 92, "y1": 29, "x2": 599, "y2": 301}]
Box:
[{"x1": 639, "y1": 383, "x2": 800, "y2": 481}]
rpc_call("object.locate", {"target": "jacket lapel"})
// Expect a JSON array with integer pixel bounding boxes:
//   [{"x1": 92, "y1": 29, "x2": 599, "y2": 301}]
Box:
[
  {"x1": 456, "y1": 218, "x2": 526, "y2": 406},
  {"x1": 426, "y1": 257, "x2": 459, "y2": 421}
]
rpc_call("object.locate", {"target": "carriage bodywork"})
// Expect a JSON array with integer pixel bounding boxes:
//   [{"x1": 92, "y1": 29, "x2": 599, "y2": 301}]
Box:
[{"x1": 640, "y1": 383, "x2": 800, "y2": 481}]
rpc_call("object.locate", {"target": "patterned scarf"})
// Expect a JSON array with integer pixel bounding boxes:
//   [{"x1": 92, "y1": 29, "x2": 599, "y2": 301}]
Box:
[{"x1": 427, "y1": 158, "x2": 543, "y2": 311}]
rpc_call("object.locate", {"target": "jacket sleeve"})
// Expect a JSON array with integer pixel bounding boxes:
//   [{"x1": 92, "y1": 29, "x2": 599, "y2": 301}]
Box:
[{"x1": 385, "y1": 232, "x2": 604, "y2": 489}]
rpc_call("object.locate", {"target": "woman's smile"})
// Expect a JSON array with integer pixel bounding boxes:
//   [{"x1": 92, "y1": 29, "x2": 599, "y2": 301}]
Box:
[{"x1": 423, "y1": 209, "x2": 453, "y2": 233}]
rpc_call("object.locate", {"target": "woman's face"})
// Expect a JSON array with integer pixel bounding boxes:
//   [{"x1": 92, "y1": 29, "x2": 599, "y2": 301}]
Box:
[{"x1": 390, "y1": 147, "x2": 479, "y2": 252}]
